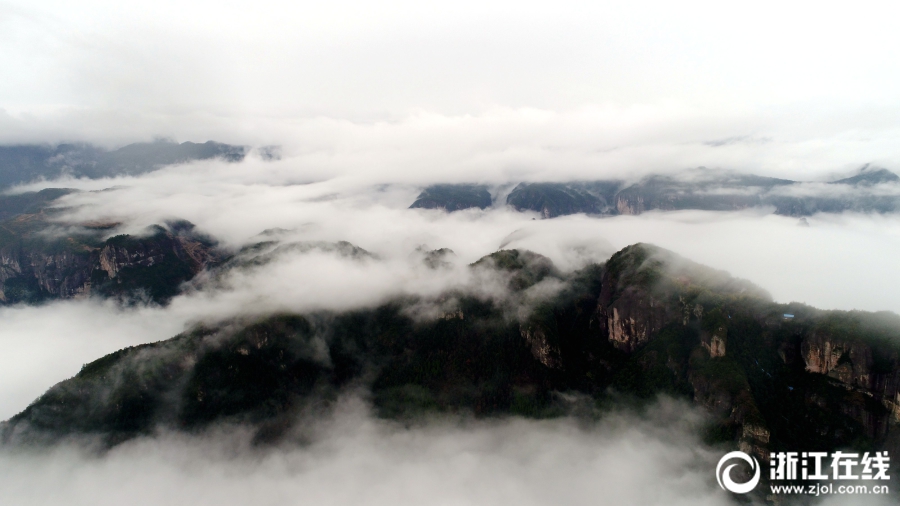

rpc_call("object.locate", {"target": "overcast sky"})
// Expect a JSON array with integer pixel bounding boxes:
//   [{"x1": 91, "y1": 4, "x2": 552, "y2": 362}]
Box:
[{"x1": 1, "y1": 1, "x2": 900, "y2": 179}]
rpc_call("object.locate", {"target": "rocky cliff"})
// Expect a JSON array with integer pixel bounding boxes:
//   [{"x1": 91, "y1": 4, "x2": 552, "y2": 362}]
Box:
[{"x1": 0, "y1": 216, "x2": 218, "y2": 304}]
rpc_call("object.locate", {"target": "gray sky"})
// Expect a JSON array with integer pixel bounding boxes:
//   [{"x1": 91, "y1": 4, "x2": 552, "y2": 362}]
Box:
[{"x1": 1, "y1": 1, "x2": 900, "y2": 179}]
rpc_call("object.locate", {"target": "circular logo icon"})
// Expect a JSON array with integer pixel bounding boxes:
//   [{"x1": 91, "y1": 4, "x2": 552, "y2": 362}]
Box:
[{"x1": 716, "y1": 451, "x2": 761, "y2": 494}]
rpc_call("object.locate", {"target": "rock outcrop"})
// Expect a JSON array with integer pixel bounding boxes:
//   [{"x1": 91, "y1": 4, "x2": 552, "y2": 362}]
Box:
[
  {"x1": 594, "y1": 244, "x2": 678, "y2": 352},
  {"x1": 520, "y1": 325, "x2": 562, "y2": 369},
  {"x1": 798, "y1": 323, "x2": 900, "y2": 437},
  {"x1": 0, "y1": 220, "x2": 218, "y2": 304}
]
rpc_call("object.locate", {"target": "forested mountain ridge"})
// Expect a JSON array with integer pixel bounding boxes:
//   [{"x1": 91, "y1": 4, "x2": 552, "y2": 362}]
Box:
[{"x1": 3, "y1": 243, "x2": 898, "y2": 485}]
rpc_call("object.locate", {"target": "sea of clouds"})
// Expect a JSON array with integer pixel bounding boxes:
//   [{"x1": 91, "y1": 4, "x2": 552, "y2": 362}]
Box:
[{"x1": 2, "y1": 2, "x2": 900, "y2": 504}]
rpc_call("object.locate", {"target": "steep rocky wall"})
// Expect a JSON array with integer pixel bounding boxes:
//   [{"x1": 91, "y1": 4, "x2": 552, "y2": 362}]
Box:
[
  {"x1": 0, "y1": 228, "x2": 216, "y2": 304},
  {"x1": 594, "y1": 245, "x2": 678, "y2": 352},
  {"x1": 599, "y1": 288, "x2": 673, "y2": 352},
  {"x1": 0, "y1": 247, "x2": 94, "y2": 300},
  {"x1": 801, "y1": 330, "x2": 900, "y2": 430}
]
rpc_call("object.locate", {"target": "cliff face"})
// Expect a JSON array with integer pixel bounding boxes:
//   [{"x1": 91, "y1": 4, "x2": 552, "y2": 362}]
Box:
[
  {"x1": 520, "y1": 325, "x2": 562, "y2": 369},
  {"x1": 802, "y1": 332, "x2": 872, "y2": 384},
  {"x1": 599, "y1": 287, "x2": 672, "y2": 352},
  {"x1": 594, "y1": 243, "x2": 683, "y2": 352},
  {"x1": 98, "y1": 230, "x2": 212, "y2": 279},
  {"x1": 0, "y1": 247, "x2": 93, "y2": 299},
  {"x1": 614, "y1": 194, "x2": 644, "y2": 215},
  {"x1": 0, "y1": 221, "x2": 217, "y2": 304},
  {"x1": 588, "y1": 244, "x2": 900, "y2": 462},
  {"x1": 800, "y1": 326, "x2": 900, "y2": 433}
]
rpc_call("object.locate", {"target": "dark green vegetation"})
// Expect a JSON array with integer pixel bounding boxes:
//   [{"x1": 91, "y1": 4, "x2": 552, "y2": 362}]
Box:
[
  {"x1": 0, "y1": 194, "x2": 219, "y2": 305},
  {"x1": 471, "y1": 249, "x2": 558, "y2": 290},
  {"x1": 419, "y1": 166, "x2": 900, "y2": 217},
  {"x1": 409, "y1": 184, "x2": 492, "y2": 211},
  {"x1": 0, "y1": 140, "x2": 247, "y2": 190},
  {"x1": 4, "y1": 242, "x2": 899, "y2": 494}
]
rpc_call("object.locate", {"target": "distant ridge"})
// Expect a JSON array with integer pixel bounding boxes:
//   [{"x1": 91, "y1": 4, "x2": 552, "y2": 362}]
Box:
[
  {"x1": 0, "y1": 139, "x2": 248, "y2": 189},
  {"x1": 410, "y1": 166, "x2": 900, "y2": 217}
]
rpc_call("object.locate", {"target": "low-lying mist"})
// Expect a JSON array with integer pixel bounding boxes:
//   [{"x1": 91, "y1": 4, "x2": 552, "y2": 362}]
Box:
[
  {"x1": 0, "y1": 396, "x2": 732, "y2": 506},
  {"x1": 26, "y1": 156, "x2": 900, "y2": 316},
  {"x1": 0, "y1": 301, "x2": 192, "y2": 421},
  {"x1": 3, "y1": 395, "x2": 892, "y2": 506}
]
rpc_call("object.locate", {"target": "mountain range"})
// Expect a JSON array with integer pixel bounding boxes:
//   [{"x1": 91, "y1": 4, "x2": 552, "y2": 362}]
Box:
[
  {"x1": 2, "y1": 240, "x2": 899, "y2": 498},
  {"x1": 0, "y1": 202, "x2": 219, "y2": 305},
  {"x1": 411, "y1": 166, "x2": 900, "y2": 217},
  {"x1": 0, "y1": 140, "x2": 248, "y2": 190},
  {"x1": 2, "y1": 148, "x2": 900, "y2": 498}
]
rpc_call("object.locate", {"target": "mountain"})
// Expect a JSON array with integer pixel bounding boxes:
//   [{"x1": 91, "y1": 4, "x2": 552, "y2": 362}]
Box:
[
  {"x1": 763, "y1": 192, "x2": 900, "y2": 216},
  {"x1": 0, "y1": 140, "x2": 247, "y2": 190},
  {"x1": 506, "y1": 181, "x2": 622, "y2": 218},
  {"x1": 833, "y1": 166, "x2": 900, "y2": 186},
  {"x1": 612, "y1": 170, "x2": 794, "y2": 215},
  {"x1": 409, "y1": 167, "x2": 900, "y2": 217},
  {"x1": 0, "y1": 188, "x2": 77, "y2": 221},
  {"x1": 0, "y1": 207, "x2": 220, "y2": 305},
  {"x1": 4, "y1": 242, "x2": 899, "y2": 488},
  {"x1": 409, "y1": 184, "x2": 492, "y2": 211}
]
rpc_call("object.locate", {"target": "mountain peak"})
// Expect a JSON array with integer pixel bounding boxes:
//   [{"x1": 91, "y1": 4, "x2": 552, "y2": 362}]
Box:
[{"x1": 833, "y1": 167, "x2": 899, "y2": 186}]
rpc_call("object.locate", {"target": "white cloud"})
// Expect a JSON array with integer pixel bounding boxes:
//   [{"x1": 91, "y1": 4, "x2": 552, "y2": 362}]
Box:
[
  {"x1": 32, "y1": 162, "x2": 900, "y2": 316},
  {"x1": 0, "y1": 301, "x2": 190, "y2": 421},
  {"x1": 4, "y1": 166, "x2": 899, "y2": 423},
  {"x1": 0, "y1": 1, "x2": 897, "y2": 181},
  {"x1": 3, "y1": 1, "x2": 899, "y2": 115},
  {"x1": 0, "y1": 396, "x2": 740, "y2": 506}
]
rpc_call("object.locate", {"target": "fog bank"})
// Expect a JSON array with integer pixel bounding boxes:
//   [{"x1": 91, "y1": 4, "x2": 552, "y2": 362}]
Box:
[
  {"x1": 35, "y1": 162, "x2": 900, "y2": 316},
  {"x1": 1, "y1": 396, "x2": 734, "y2": 506},
  {"x1": 0, "y1": 301, "x2": 191, "y2": 420}
]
